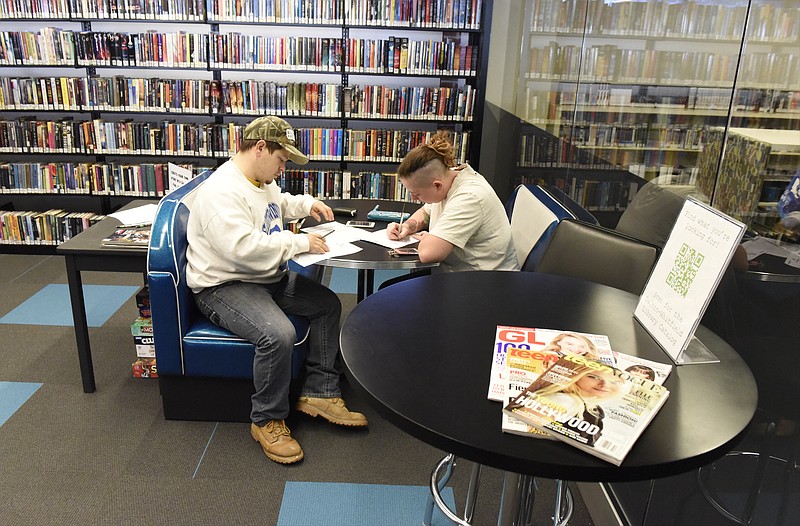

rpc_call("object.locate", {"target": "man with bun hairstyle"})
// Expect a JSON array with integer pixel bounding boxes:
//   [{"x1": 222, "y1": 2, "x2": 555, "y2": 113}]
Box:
[
  {"x1": 186, "y1": 116, "x2": 366, "y2": 465},
  {"x1": 386, "y1": 130, "x2": 518, "y2": 277}
]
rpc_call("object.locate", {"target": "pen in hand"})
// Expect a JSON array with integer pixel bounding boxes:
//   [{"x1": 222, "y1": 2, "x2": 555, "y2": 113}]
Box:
[{"x1": 396, "y1": 201, "x2": 407, "y2": 238}]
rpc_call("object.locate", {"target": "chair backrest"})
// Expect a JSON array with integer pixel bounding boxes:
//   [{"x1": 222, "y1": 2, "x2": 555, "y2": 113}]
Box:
[
  {"x1": 535, "y1": 218, "x2": 660, "y2": 295},
  {"x1": 507, "y1": 184, "x2": 583, "y2": 271},
  {"x1": 616, "y1": 182, "x2": 690, "y2": 248},
  {"x1": 147, "y1": 173, "x2": 210, "y2": 374}
]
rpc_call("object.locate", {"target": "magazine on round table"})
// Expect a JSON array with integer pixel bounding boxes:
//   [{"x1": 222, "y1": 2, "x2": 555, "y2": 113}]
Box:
[
  {"x1": 503, "y1": 352, "x2": 670, "y2": 466},
  {"x1": 488, "y1": 325, "x2": 615, "y2": 402}
]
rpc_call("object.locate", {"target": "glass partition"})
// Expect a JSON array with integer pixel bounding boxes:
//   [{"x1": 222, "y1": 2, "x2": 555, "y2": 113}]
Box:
[{"x1": 484, "y1": 1, "x2": 799, "y2": 523}]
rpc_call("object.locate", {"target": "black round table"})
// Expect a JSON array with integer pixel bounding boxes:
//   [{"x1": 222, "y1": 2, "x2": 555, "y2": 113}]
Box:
[{"x1": 341, "y1": 271, "x2": 757, "y2": 484}]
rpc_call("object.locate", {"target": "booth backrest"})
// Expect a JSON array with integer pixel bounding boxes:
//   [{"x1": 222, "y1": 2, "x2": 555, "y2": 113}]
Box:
[
  {"x1": 147, "y1": 172, "x2": 210, "y2": 375},
  {"x1": 507, "y1": 184, "x2": 587, "y2": 271}
]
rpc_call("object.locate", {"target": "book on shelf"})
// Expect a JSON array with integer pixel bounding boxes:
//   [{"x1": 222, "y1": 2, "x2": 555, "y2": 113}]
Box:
[
  {"x1": 101, "y1": 224, "x2": 152, "y2": 248},
  {"x1": 503, "y1": 352, "x2": 670, "y2": 466}
]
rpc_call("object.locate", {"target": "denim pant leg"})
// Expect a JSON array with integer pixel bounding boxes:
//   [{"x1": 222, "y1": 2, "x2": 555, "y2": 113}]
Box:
[
  {"x1": 270, "y1": 272, "x2": 343, "y2": 399},
  {"x1": 194, "y1": 281, "x2": 297, "y2": 425}
]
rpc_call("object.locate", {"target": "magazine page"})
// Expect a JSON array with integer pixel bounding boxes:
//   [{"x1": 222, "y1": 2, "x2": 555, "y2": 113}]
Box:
[
  {"x1": 502, "y1": 347, "x2": 558, "y2": 439},
  {"x1": 488, "y1": 326, "x2": 615, "y2": 401},
  {"x1": 101, "y1": 225, "x2": 152, "y2": 247},
  {"x1": 611, "y1": 351, "x2": 672, "y2": 385},
  {"x1": 503, "y1": 353, "x2": 670, "y2": 465}
]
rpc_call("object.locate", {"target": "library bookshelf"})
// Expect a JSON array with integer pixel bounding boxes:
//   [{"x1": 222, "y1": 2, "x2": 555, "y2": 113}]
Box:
[
  {"x1": 513, "y1": 0, "x2": 799, "y2": 227},
  {"x1": 0, "y1": 0, "x2": 490, "y2": 251}
]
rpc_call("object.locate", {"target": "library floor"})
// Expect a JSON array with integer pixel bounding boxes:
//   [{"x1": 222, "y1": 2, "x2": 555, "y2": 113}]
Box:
[
  {"x1": 1, "y1": 253, "x2": 798, "y2": 525},
  {"x1": 0, "y1": 254, "x2": 590, "y2": 526}
]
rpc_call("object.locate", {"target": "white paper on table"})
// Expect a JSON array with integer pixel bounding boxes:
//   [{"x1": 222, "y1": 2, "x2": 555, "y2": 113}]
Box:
[
  {"x1": 291, "y1": 241, "x2": 362, "y2": 267},
  {"x1": 108, "y1": 203, "x2": 158, "y2": 225},
  {"x1": 742, "y1": 237, "x2": 800, "y2": 267},
  {"x1": 362, "y1": 228, "x2": 417, "y2": 249},
  {"x1": 302, "y1": 221, "x2": 373, "y2": 244}
]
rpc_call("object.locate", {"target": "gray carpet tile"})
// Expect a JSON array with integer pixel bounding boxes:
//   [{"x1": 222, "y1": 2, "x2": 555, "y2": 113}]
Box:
[{"x1": 0, "y1": 254, "x2": 596, "y2": 525}]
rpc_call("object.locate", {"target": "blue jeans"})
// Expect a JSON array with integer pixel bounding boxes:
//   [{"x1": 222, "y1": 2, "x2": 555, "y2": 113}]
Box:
[{"x1": 194, "y1": 272, "x2": 342, "y2": 425}]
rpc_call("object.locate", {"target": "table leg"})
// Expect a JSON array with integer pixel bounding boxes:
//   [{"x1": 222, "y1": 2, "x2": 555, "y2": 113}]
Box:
[
  {"x1": 356, "y1": 269, "x2": 377, "y2": 303},
  {"x1": 64, "y1": 255, "x2": 95, "y2": 393},
  {"x1": 498, "y1": 472, "x2": 536, "y2": 526},
  {"x1": 357, "y1": 269, "x2": 366, "y2": 303},
  {"x1": 366, "y1": 269, "x2": 374, "y2": 297}
]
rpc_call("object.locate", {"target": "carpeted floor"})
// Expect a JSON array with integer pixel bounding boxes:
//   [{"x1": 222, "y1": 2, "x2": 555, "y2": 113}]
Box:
[{"x1": 0, "y1": 254, "x2": 594, "y2": 525}]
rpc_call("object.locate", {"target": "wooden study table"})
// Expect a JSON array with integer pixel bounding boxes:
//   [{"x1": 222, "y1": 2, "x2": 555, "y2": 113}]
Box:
[
  {"x1": 340, "y1": 271, "x2": 758, "y2": 524},
  {"x1": 57, "y1": 200, "x2": 151, "y2": 393}
]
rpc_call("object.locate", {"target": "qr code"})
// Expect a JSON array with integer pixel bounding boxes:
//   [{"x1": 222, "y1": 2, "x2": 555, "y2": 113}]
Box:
[{"x1": 666, "y1": 243, "x2": 704, "y2": 298}]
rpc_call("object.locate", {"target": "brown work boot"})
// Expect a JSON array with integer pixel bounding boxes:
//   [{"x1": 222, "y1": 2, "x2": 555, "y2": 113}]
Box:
[
  {"x1": 250, "y1": 420, "x2": 304, "y2": 464},
  {"x1": 295, "y1": 397, "x2": 368, "y2": 427}
]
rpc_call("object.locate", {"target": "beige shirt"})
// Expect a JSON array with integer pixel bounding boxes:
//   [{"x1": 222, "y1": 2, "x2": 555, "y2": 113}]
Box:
[{"x1": 424, "y1": 164, "x2": 519, "y2": 273}]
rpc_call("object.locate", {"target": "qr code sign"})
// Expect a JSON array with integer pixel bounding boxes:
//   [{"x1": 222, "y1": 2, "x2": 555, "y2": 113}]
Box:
[{"x1": 666, "y1": 243, "x2": 704, "y2": 297}]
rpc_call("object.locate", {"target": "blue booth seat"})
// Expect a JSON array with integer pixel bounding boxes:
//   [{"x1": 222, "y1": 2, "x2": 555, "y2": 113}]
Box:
[{"x1": 147, "y1": 172, "x2": 316, "y2": 421}]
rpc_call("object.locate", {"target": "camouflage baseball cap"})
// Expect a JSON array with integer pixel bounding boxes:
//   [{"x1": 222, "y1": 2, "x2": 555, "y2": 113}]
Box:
[{"x1": 243, "y1": 116, "x2": 309, "y2": 165}]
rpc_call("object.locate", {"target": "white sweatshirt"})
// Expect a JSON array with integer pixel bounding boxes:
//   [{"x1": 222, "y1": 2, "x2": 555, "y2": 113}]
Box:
[{"x1": 186, "y1": 160, "x2": 316, "y2": 292}]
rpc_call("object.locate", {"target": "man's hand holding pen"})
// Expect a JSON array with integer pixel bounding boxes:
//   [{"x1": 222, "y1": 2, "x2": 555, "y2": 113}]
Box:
[
  {"x1": 387, "y1": 219, "x2": 417, "y2": 240},
  {"x1": 306, "y1": 231, "x2": 331, "y2": 254}
]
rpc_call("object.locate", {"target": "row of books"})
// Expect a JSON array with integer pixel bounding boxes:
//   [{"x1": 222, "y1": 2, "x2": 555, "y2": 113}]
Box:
[
  {"x1": 0, "y1": 209, "x2": 104, "y2": 245},
  {"x1": 0, "y1": 160, "x2": 430, "y2": 202},
  {"x1": 526, "y1": 42, "x2": 797, "y2": 89},
  {"x1": 528, "y1": 0, "x2": 798, "y2": 43},
  {"x1": 344, "y1": 36, "x2": 476, "y2": 76},
  {"x1": 555, "y1": 85, "x2": 800, "y2": 114},
  {"x1": 0, "y1": 0, "x2": 202, "y2": 20},
  {"x1": 0, "y1": 0, "x2": 484, "y2": 29},
  {"x1": 488, "y1": 325, "x2": 671, "y2": 466},
  {"x1": 0, "y1": 119, "x2": 470, "y2": 163},
  {"x1": 516, "y1": 133, "x2": 616, "y2": 169},
  {"x1": 343, "y1": 83, "x2": 474, "y2": 121},
  {"x1": 0, "y1": 76, "x2": 477, "y2": 121},
  {"x1": 0, "y1": 161, "x2": 208, "y2": 196},
  {"x1": 74, "y1": 31, "x2": 208, "y2": 68},
  {"x1": 343, "y1": 129, "x2": 469, "y2": 164},
  {"x1": 279, "y1": 169, "x2": 414, "y2": 202},
  {"x1": 0, "y1": 28, "x2": 480, "y2": 76},
  {"x1": 560, "y1": 124, "x2": 707, "y2": 151}
]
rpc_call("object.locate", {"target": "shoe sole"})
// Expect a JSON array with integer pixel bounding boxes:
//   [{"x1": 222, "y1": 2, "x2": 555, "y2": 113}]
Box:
[
  {"x1": 295, "y1": 401, "x2": 369, "y2": 427},
  {"x1": 250, "y1": 427, "x2": 304, "y2": 464}
]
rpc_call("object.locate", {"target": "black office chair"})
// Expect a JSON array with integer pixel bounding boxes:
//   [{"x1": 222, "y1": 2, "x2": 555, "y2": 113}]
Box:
[{"x1": 533, "y1": 218, "x2": 661, "y2": 295}]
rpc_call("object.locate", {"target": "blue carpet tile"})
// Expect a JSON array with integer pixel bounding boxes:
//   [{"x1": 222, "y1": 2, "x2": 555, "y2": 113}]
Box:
[
  {"x1": 277, "y1": 481, "x2": 456, "y2": 526},
  {"x1": 0, "y1": 284, "x2": 140, "y2": 327},
  {"x1": 327, "y1": 268, "x2": 410, "y2": 294},
  {"x1": 0, "y1": 381, "x2": 42, "y2": 427}
]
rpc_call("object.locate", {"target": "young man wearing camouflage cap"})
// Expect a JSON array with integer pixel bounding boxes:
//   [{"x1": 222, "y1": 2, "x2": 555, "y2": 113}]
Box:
[{"x1": 186, "y1": 116, "x2": 367, "y2": 465}]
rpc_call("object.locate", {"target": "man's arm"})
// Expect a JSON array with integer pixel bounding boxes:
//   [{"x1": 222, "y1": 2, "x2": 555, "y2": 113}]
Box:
[{"x1": 416, "y1": 232, "x2": 453, "y2": 263}]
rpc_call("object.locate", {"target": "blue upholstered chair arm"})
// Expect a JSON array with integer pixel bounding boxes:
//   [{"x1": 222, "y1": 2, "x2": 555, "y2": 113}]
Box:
[{"x1": 148, "y1": 271, "x2": 184, "y2": 376}]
